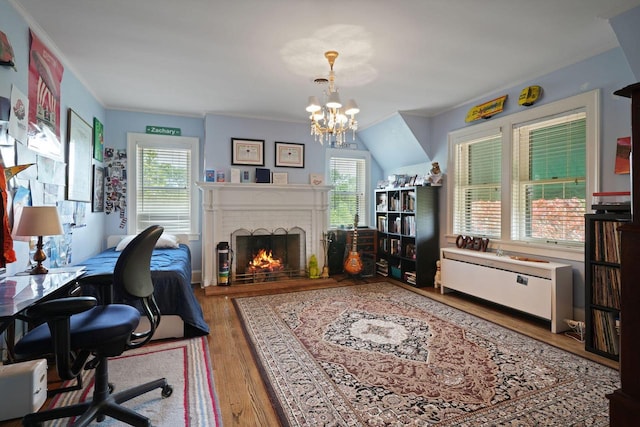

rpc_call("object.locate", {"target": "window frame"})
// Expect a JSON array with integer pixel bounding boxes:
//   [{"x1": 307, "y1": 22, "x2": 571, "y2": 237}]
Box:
[
  {"x1": 326, "y1": 148, "x2": 371, "y2": 228},
  {"x1": 447, "y1": 90, "x2": 599, "y2": 261},
  {"x1": 126, "y1": 132, "x2": 200, "y2": 239}
]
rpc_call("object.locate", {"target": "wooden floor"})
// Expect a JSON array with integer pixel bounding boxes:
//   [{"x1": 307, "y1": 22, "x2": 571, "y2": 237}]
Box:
[{"x1": 1, "y1": 275, "x2": 618, "y2": 426}]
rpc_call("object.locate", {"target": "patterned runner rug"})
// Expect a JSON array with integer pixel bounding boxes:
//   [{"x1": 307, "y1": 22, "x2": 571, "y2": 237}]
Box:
[
  {"x1": 47, "y1": 336, "x2": 221, "y2": 426},
  {"x1": 234, "y1": 282, "x2": 619, "y2": 426}
]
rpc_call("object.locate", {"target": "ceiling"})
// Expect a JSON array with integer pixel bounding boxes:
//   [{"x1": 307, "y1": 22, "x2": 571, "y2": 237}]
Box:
[{"x1": 11, "y1": 0, "x2": 640, "y2": 129}]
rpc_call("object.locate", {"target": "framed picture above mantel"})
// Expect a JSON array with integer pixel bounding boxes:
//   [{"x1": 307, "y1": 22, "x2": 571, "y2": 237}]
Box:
[
  {"x1": 275, "y1": 141, "x2": 305, "y2": 168},
  {"x1": 231, "y1": 138, "x2": 264, "y2": 166}
]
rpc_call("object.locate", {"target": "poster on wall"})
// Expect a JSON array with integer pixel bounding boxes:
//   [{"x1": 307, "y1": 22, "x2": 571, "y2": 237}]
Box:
[
  {"x1": 28, "y1": 29, "x2": 64, "y2": 156},
  {"x1": 8, "y1": 86, "x2": 28, "y2": 144},
  {"x1": 615, "y1": 136, "x2": 631, "y2": 175},
  {"x1": 104, "y1": 148, "x2": 127, "y2": 229}
]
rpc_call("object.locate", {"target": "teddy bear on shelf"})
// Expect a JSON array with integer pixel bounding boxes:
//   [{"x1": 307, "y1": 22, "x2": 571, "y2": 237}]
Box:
[
  {"x1": 427, "y1": 161, "x2": 443, "y2": 186},
  {"x1": 434, "y1": 259, "x2": 442, "y2": 288}
]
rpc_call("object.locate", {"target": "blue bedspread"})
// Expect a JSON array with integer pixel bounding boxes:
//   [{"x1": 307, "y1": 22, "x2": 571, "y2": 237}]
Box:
[{"x1": 78, "y1": 244, "x2": 209, "y2": 337}]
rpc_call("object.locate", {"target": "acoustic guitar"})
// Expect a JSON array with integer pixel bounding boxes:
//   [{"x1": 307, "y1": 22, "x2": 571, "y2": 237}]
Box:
[{"x1": 343, "y1": 213, "x2": 363, "y2": 275}]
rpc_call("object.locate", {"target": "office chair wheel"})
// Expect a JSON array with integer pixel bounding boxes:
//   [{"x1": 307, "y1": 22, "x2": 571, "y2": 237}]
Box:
[
  {"x1": 109, "y1": 382, "x2": 114, "y2": 393},
  {"x1": 161, "y1": 384, "x2": 173, "y2": 398}
]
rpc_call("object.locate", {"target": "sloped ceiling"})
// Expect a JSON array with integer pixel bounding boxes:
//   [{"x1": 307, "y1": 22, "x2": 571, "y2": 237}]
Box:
[{"x1": 358, "y1": 113, "x2": 429, "y2": 173}]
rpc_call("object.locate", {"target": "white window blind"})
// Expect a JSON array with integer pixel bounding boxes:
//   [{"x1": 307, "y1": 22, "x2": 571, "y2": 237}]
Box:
[
  {"x1": 329, "y1": 156, "x2": 366, "y2": 228},
  {"x1": 136, "y1": 146, "x2": 193, "y2": 233},
  {"x1": 453, "y1": 133, "x2": 502, "y2": 238},
  {"x1": 512, "y1": 111, "x2": 586, "y2": 245}
]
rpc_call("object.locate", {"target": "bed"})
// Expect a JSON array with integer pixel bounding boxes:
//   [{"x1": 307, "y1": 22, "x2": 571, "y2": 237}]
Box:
[{"x1": 76, "y1": 234, "x2": 209, "y2": 339}]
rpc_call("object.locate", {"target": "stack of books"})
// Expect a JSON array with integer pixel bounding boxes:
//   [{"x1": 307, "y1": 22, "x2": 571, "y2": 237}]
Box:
[
  {"x1": 376, "y1": 259, "x2": 389, "y2": 276},
  {"x1": 404, "y1": 271, "x2": 416, "y2": 285}
]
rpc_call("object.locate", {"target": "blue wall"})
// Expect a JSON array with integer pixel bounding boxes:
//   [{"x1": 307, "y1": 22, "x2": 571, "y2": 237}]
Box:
[
  {"x1": 422, "y1": 47, "x2": 636, "y2": 318},
  {"x1": 1, "y1": 1, "x2": 106, "y2": 273}
]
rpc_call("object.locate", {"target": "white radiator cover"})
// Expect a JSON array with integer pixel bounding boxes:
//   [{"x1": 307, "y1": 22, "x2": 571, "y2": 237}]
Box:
[{"x1": 440, "y1": 247, "x2": 573, "y2": 333}]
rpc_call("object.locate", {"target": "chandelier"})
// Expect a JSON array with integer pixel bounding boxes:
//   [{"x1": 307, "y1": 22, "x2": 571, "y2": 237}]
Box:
[{"x1": 305, "y1": 51, "x2": 359, "y2": 146}]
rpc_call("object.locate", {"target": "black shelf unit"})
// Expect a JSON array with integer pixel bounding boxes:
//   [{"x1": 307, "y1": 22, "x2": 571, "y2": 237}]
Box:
[
  {"x1": 584, "y1": 211, "x2": 630, "y2": 360},
  {"x1": 375, "y1": 186, "x2": 438, "y2": 287}
]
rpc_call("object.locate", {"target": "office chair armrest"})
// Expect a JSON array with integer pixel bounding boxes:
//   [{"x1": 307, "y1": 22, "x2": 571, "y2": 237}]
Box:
[
  {"x1": 77, "y1": 273, "x2": 116, "y2": 304},
  {"x1": 27, "y1": 296, "x2": 97, "y2": 319}
]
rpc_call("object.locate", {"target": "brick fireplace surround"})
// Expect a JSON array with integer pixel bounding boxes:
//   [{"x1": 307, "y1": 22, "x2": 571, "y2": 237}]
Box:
[{"x1": 197, "y1": 182, "x2": 331, "y2": 287}]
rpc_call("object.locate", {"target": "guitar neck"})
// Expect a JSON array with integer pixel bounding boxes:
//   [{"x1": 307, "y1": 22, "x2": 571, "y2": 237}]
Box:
[{"x1": 352, "y1": 227, "x2": 358, "y2": 252}]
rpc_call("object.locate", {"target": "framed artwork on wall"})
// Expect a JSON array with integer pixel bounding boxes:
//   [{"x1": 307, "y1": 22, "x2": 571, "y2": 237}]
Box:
[
  {"x1": 231, "y1": 138, "x2": 264, "y2": 166},
  {"x1": 93, "y1": 117, "x2": 104, "y2": 161},
  {"x1": 275, "y1": 141, "x2": 305, "y2": 168},
  {"x1": 92, "y1": 165, "x2": 104, "y2": 212},
  {"x1": 66, "y1": 109, "x2": 93, "y2": 202}
]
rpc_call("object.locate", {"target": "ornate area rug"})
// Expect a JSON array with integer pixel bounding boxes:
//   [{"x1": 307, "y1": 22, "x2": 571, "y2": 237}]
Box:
[
  {"x1": 234, "y1": 282, "x2": 619, "y2": 426},
  {"x1": 47, "y1": 337, "x2": 221, "y2": 426}
]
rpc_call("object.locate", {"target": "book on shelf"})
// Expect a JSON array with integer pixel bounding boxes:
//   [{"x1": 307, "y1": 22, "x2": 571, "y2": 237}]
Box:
[
  {"x1": 405, "y1": 243, "x2": 416, "y2": 259},
  {"x1": 390, "y1": 238, "x2": 401, "y2": 255},
  {"x1": 592, "y1": 309, "x2": 620, "y2": 355},
  {"x1": 591, "y1": 264, "x2": 621, "y2": 309},
  {"x1": 404, "y1": 271, "x2": 416, "y2": 285},
  {"x1": 376, "y1": 259, "x2": 389, "y2": 276},
  {"x1": 402, "y1": 191, "x2": 416, "y2": 212},
  {"x1": 377, "y1": 216, "x2": 388, "y2": 233},
  {"x1": 403, "y1": 216, "x2": 415, "y2": 236},
  {"x1": 389, "y1": 194, "x2": 400, "y2": 211},
  {"x1": 594, "y1": 220, "x2": 624, "y2": 263}
]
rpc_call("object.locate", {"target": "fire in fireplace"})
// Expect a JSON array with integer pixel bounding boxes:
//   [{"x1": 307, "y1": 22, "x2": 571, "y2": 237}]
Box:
[
  {"x1": 232, "y1": 227, "x2": 306, "y2": 283},
  {"x1": 248, "y1": 249, "x2": 283, "y2": 273}
]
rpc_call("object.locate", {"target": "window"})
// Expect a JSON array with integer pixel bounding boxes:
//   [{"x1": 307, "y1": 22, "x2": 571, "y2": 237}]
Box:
[
  {"x1": 448, "y1": 90, "x2": 598, "y2": 257},
  {"x1": 327, "y1": 149, "x2": 370, "y2": 228},
  {"x1": 512, "y1": 112, "x2": 586, "y2": 244},
  {"x1": 127, "y1": 133, "x2": 199, "y2": 236},
  {"x1": 452, "y1": 131, "x2": 502, "y2": 238}
]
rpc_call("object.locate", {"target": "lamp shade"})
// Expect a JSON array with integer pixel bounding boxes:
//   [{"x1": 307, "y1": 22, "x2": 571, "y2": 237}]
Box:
[
  {"x1": 325, "y1": 91, "x2": 342, "y2": 109},
  {"x1": 15, "y1": 206, "x2": 64, "y2": 237},
  {"x1": 305, "y1": 96, "x2": 321, "y2": 113},
  {"x1": 344, "y1": 99, "x2": 360, "y2": 115}
]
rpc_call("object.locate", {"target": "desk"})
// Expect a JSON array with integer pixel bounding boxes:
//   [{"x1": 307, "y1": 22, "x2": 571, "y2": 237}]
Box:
[{"x1": 0, "y1": 267, "x2": 86, "y2": 338}]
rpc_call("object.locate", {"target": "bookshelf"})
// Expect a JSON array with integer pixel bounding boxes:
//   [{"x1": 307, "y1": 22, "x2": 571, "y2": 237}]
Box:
[
  {"x1": 584, "y1": 211, "x2": 630, "y2": 360},
  {"x1": 375, "y1": 186, "x2": 438, "y2": 286}
]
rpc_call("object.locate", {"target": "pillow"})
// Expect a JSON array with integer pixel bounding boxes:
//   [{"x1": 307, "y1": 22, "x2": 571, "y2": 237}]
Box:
[
  {"x1": 156, "y1": 233, "x2": 179, "y2": 249},
  {"x1": 114, "y1": 233, "x2": 179, "y2": 251}
]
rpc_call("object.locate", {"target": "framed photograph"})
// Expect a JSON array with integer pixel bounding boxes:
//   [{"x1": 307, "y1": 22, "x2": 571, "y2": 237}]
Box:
[
  {"x1": 66, "y1": 109, "x2": 93, "y2": 202},
  {"x1": 92, "y1": 165, "x2": 105, "y2": 212},
  {"x1": 93, "y1": 117, "x2": 104, "y2": 161},
  {"x1": 231, "y1": 138, "x2": 264, "y2": 166},
  {"x1": 275, "y1": 142, "x2": 305, "y2": 168}
]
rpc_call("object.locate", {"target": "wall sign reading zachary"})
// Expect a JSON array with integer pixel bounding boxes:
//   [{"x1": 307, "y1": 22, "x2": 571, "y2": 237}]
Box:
[{"x1": 145, "y1": 126, "x2": 181, "y2": 136}]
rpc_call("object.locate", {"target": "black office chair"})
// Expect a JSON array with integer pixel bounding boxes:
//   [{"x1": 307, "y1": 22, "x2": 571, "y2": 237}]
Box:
[{"x1": 14, "y1": 225, "x2": 173, "y2": 427}]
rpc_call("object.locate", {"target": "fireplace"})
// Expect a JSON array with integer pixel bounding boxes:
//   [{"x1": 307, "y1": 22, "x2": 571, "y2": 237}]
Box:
[
  {"x1": 197, "y1": 182, "x2": 331, "y2": 287},
  {"x1": 232, "y1": 227, "x2": 306, "y2": 283}
]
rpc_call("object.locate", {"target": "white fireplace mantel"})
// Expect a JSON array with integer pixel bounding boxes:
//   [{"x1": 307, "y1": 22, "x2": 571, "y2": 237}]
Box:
[{"x1": 197, "y1": 182, "x2": 331, "y2": 286}]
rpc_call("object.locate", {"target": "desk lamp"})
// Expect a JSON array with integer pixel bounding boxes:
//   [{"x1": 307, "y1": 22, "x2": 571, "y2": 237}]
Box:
[{"x1": 15, "y1": 206, "x2": 64, "y2": 275}]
